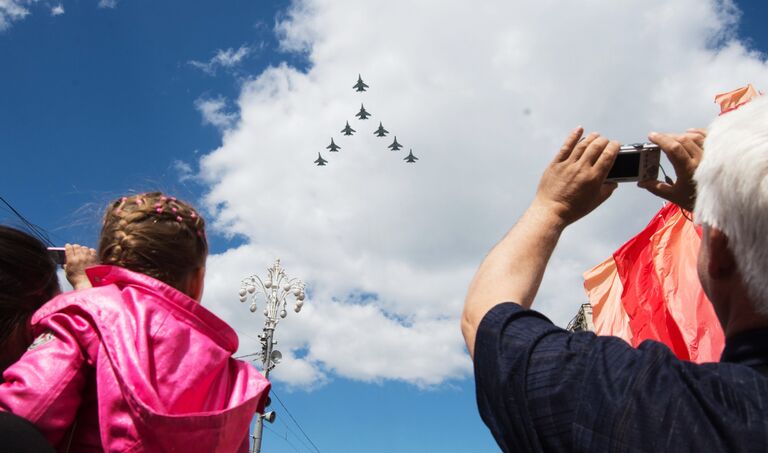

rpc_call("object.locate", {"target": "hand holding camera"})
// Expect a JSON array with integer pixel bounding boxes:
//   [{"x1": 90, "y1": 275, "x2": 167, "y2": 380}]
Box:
[
  {"x1": 534, "y1": 128, "x2": 620, "y2": 227},
  {"x1": 534, "y1": 127, "x2": 705, "y2": 227},
  {"x1": 637, "y1": 130, "x2": 705, "y2": 212}
]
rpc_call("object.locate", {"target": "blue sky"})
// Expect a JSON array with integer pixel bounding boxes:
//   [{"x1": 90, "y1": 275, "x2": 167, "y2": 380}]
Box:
[{"x1": 2, "y1": 1, "x2": 768, "y2": 452}]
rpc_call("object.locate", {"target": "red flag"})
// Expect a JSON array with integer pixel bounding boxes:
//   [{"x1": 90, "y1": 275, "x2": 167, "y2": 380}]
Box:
[{"x1": 584, "y1": 203, "x2": 724, "y2": 363}]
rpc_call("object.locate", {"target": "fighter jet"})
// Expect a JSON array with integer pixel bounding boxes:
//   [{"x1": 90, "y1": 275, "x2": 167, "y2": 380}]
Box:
[
  {"x1": 341, "y1": 121, "x2": 355, "y2": 136},
  {"x1": 404, "y1": 149, "x2": 418, "y2": 163},
  {"x1": 314, "y1": 153, "x2": 328, "y2": 166},
  {"x1": 355, "y1": 104, "x2": 371, "y2": 120},
  {"x1": 373, "y1": 122, "x2": 389, "y2": 137},
  {"x1": 387, "y1": 136, "x2": 403, "y2": 151},
  {"x1": 326, "y1": 138, "x2": 341, "y2": 152},
  {"x1": 353, "y1": 74, "x2": 369, "y2": 92}
]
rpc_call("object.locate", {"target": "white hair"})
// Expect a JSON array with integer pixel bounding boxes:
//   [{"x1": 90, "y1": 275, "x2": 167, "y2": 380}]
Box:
[{"x1": 695, "y1": 94, "x2": 768, "y2": 314}]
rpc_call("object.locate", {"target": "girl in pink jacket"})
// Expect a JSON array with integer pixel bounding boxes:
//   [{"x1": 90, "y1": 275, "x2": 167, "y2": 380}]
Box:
[{"x1": 0, "y1": 193, "x2": 270, "y2": 452}]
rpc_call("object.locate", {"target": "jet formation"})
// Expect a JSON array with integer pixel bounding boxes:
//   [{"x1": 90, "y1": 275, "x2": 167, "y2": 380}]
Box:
[
  {"x1": 341, "y1": 121, "x2": 355, "y2": 136},
  {"x1": 353, "y1": 74, "x2": 369, "y2": 92},
  {"x1": 315, "y1": 74, "x2": 418, "y2": 166},
  {"x1": 326, "y1": 138, "x2": 341, "y2": 152},
  {"x1": 404, "y1": 149, "x2": 418, "y2": 163},
  {"x1": 314, "y1": 153, "x2": 328, "y2": 166},
  {"x1": 373, "y1": 122, "x2": 388, "y2": 137},
  {"x1": 355, "y1": 104, "x2": 371, "y2": 120}
]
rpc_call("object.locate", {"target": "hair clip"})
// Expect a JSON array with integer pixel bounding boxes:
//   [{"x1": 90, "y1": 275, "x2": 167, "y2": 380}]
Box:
[
  {"x1": 136, "y1": 197, "x2": 145, "y2": 206},
  {"x1": 156, "y1": 207, "x2": 164, "y2": 214},
  {"x1": 176, "y1": 216, "x2": 183, "y2": 222},
  {"x1": 172, "y1": 207, "x2": 178, "y2": 213}
]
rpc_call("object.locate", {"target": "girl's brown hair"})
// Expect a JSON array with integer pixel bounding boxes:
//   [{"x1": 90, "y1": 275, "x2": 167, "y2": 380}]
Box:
[
  {"x1": 98, "y1": 192, "x2": 208, "y2": 291},
  {"x1": 0, "y1": 225, "x2": 60, "y2": 371}
]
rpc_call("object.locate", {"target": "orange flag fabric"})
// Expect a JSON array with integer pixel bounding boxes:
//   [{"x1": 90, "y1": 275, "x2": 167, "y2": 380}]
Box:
[
  {"x1": 583, "y1": 257, "x2": 632, "y2": 343},
  {"x1": 583, "y1": 203, "x2": 724, "y2": 363},
  {"x1": 714, "y1": 84, "x2": 761, "y2": 115}
]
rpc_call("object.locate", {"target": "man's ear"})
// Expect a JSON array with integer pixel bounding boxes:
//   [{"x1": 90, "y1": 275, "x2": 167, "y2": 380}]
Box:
[
  {"x1": 185, "y1": 266, "x2": 206, "y2": 301},
  {"x1": 707, "y1": 228, "x2": 736, "y2": 279}
]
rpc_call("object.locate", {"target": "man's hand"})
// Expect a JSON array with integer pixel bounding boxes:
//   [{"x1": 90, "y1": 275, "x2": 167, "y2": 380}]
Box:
[
  {"x1": 638, "y1": 129, "x2": 705, "y2": 212},
  {"x1": 534, "y1": 127, "x2": 620, "y2": 226},
  {"x1": 64, "y1": 244, "x2": 98, "y2": 290},
  {"x1": 462, "y1": 127, "x2": 620, "y2": 357}
]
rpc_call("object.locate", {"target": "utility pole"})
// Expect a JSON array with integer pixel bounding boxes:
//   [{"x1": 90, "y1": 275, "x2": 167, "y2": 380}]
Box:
[{"x1": 238, "y1": 259, "x2": 306, "y2": 453}]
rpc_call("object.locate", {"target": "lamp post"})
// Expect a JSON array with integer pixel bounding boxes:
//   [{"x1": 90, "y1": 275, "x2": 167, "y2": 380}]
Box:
[{"x1": 238, "y1": 259, "x2": 306, "y2": 453}]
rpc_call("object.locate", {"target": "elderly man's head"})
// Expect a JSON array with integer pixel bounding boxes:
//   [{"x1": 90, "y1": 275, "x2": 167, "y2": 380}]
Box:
[{"x1": 695, "y1": 95, "x2": 768, "y2": 329}]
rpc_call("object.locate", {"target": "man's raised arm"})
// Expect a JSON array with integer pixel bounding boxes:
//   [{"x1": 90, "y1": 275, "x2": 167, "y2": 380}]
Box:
[{"x1": 461, "y1": 128, "x2": 619, "y2": 357}]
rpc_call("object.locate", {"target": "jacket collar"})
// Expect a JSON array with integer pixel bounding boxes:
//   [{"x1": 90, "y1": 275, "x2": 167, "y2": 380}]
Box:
[
  {"x1": 85, "y1": 265, "x2": 238, "y2": 351},
  {"x1": 720, "y1": 327, "x2": 768, "y2": 369}
]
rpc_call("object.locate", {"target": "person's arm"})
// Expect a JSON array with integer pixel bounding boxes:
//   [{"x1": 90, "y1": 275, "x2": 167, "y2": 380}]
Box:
[
  {"x1": 0, "y1": 325, "x2": 88, "y2": 446},
  {"x1": 462, "y1": 128, "x2": 619, "y2": 357},
  {"x1": 638, "y1": 130, "x2": 705, "y2": 212},
  {"x1": 63, "y1": 244, "x2": 98, "y2": 290}
]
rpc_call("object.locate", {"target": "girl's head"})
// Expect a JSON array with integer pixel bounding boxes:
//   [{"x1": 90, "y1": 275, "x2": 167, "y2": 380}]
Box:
[
  {"x1": 0, "y1": 226, "x2": 60, "y2": 372},
  {"x1": 98, "y1": 193, "x2": 208, "y2": 298}
]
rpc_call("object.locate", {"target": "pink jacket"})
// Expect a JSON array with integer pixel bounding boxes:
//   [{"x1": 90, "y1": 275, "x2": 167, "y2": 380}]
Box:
[{"x1": 0, "y1": 265, "x2": 270, "y2": 452}]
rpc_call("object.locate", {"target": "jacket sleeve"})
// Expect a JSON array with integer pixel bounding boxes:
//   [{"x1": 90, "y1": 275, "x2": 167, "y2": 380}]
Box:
[{"x1": 0, "y1": 315, "x2": 91, "y2": 447}]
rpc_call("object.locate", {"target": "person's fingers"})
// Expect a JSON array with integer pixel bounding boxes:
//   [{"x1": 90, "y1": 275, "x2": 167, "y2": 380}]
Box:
[
  {"x1": 676, "y1": 134, "x2": 703, "y2": 161},
  {"x1": 593, "y1": 140, "x2": 620, "y2": 172},
  {"x1": 570, "y1": 132, "x2": 600, "y2": 161},
  {"x1": 649, "y1": 132, "x2": 691, "y2": 172},
  {"x1": 638, "y1": 179, "x2": 675, "y2": 200},
  {"x1": 553, "y1": 126, "x2": 584, "y2": 162},
  {"x1": 597, "y1": 182, "x2": 619, "y2": 204},
  {"x1": 686, "y1": 128, "x2": 707, "y2": 138},
  {"x1": 580, "y1": 136, "x2": 610, "y2": 164}
]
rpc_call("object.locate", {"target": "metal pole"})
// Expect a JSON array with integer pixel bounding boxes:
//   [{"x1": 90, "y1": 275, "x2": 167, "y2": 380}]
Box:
[
  {"x1": 251, "y1": 328, "x2": 274, "y2": 453},
  {"x1": 239, "y1": 260, "x2": 305, "y2": 453}
]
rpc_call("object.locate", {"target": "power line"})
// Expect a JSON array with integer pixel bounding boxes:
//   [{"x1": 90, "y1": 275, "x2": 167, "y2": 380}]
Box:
[
  {"x1": 0, "y1": 196, "x2": 55, "y2": 246},
  {"x1": 263, "y1": 423, "x2": 304, "y2": 453},
  {"x1": 0, "y1": 197, "x2": 52, "y2": 245},
  {"x1": 271, "y1": 390, "x2": 322, "y2": 453},
  {"x1": 275, "y1": 410, "x2": 316, "y2": 453},
  {"x1": 232, "y1": 326, "x2": 264, "y2": 345}
]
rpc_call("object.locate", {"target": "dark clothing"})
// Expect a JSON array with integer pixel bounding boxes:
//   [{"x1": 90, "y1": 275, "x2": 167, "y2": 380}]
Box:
[
  {"x1": 0, "y1": 412, "x2": 55, "y2": 453},
  {"x1": 474, "y1": 303, "x2": 768, "y2": 453}
]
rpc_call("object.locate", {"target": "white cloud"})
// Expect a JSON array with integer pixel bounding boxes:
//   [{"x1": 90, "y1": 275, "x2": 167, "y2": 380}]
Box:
[
  {"x1": 0, "y1": 0, "x2": 30, "y2": 31},
  {"x1": 50, "y1": 4, "x2": 63, "y2": 16},
  {"x1": 189, "y1": 46, "x2": 251, "y2": 76},
  {"x1": 172, "y1": 160, "x2": 196, "y2": 183},
  {"x1": 194, "y1": 96, "x2": 238, "y2": 131},
  {"x1": 97, "y1": 0, "x2": 118, "y2": 9},
  {"x1": 196, "y1": 0, "x2": 768, "y2": 388}
]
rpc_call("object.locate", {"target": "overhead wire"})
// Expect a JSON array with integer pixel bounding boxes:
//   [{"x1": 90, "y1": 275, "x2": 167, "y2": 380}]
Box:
[
  {"x1": 274, "y1": 408, "x2": 316, "y2": 453},
  {"x1": 263, "y1": 423, "x2": 304, "y2": 453},
  {"x1": 0, "y1": 197, "x2": 52, "y2": 245},
  {"x1": 271, "y1": 390, "x2": 322, "y2": 453},
  {"x1": 234, "y1": 352, "x2": 261, "y2": 360},
  {"x1": 0, "y1": 196, "x2": 55, "y2": 246}
]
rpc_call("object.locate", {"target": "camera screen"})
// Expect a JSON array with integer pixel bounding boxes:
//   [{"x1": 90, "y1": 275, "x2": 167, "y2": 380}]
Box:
[{"x1": 607, "y1": 152, "x2": 640, "y2": 179}]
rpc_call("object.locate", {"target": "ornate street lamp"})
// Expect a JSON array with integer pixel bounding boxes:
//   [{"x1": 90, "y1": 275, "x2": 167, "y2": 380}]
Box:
[{"x1": 238, "y1": 259, "x2": 305, "y2": 453}]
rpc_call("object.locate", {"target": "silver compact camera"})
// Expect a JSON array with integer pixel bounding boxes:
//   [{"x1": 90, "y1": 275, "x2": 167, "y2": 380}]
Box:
[{"x1": 606, "y1": 143, "x2": 661, "y2": 183}]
